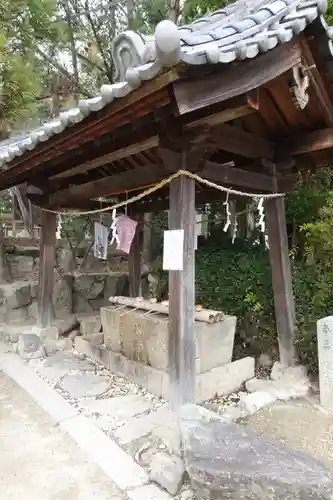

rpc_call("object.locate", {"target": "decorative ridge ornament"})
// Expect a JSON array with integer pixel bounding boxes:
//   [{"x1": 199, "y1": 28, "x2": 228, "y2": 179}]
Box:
[
  {"x1": 290, "y1": 64, "x2": 310, "y2": 110},
  {"x1": 154, "y1": 20, "x2": 181, "y2": 67},
  {"x1": 112, "y1": 31, "x2": 156, "y2": 82}
]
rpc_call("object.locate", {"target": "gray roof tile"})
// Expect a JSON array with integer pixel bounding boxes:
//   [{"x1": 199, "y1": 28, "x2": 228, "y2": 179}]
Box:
[{"x1": 0, "y1": 0, "x2": 331, "y2": 171}]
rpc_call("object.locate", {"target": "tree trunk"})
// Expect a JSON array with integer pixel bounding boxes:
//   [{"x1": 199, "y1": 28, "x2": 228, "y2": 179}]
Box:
[
  {"x1": 127, "y1": 0, "x2": 135, "y2": 29},
  {"x1": 167, "y1": 0, "x2": 181, "y2": 23}
]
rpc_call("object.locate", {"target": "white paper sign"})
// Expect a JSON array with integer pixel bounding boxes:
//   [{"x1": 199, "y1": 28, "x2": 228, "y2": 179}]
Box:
[
  {"x1": 163, "y1": 229, "x2": 184, "y2": 270},
  {"x1": 94, "y1": 222, "x2": 108, "y2": 260}
]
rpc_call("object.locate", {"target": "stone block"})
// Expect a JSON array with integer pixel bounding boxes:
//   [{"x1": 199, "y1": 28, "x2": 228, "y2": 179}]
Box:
[
  {"x1": 180, "y1": 404, "x2": 333, "y2": 500},
  {"x1": 239, "y1": 391, "x2": 276, "y2": 415},
  {"x1": 18, "y1": 333, "x2": 46, "y2": 360},
  {"x1": 5, "y1": 306, "x2": 30, "y2": 323},
  {"x1": 73, "y1": 274, "x2": 105, "y2": 300},
  {"x1": 74, "y1": 337, "x2": 168, "y2": 398},
  {"x1": 151, "y1": 409, "x2": 181, "y2": 454},
  {"x1": 149, "y1": 453, "x2": 185, "y2": 495},
  {"x1": 114, "y1": 406, "x2": 169, "y2": 445},
  {"x1": 53, "y1": 315, "x2": 79, "y2": 335},
  {"x1": 30, "y1": 281, "x2": 39, "y2": 299},
  {"x1": 101, "y1": 306, "x2": 122, "y2": 352},
  {"x1": 78, "y1": 314, "x2": 102, "y2": 335},
  {"x1": 100, "y1": 306, "x2": 236, "y2": 374},
  {"x1": 195, "y1": 357, "x2": 255, "y2": 403},
  {"x1": 75, "y1": 338, "x2": 254, "y2": 404},
  {"x1": 53, "y1": 276, "x2": 73, "y2": 318},
  {"x1": 44, "y1": 338, "x2": 73, "y2": 355},
  {"x1": 9, "y1": 255, "x2": 35, "y2": 280},
  {"x1": 270, "y1": 361, "x2": 285, "y2": 381},
  {"x1": 28, "y1": 300, "x2": 38, "y2": 319},
  {"x1": 0, "y1": 324, "x2": 40, "y2": 343},
  {"x1": 59, "y1": 373, "x2": 110, "y2": 399},
  {"x1": 82, "y1": 333, "x2": 104, "y2": 346},
  {"x1": 1, "y1": 282, "x2": 31, "y2": 309},
  {"x1": 195, "y1": 315, "x2": 236, "y2": 373},
  {"x1": 40, "y1": 326, "x2": 60, "y2": 341},
  {"x1": 246, "y1": 375, "x2": 309, "y2": 402},
  {"x1": 79, "y1": 394, "x2": 154, "y2": 428}
]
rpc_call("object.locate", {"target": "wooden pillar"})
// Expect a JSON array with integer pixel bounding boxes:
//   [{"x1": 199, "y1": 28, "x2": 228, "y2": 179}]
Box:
[
  {"x1": 128, "y1": 217, "x2": 142, "y2": 297},
  {"x1": 168, "y1": 175, "x2": 196, "y2": 407},
  {"x1": 266, "y1": 196, "x2": 296, "y2": 366},
  {"x1": 38, "y1": 210, "x2": 57, "y2": 328},
  {"x1": 142, "y1": 213, "x2": 153, "y2": 266}
]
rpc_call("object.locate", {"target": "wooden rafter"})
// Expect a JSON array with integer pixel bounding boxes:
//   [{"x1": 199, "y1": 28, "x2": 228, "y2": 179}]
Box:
[{"x1": 0, "y1": 72, "x2": 177, "y2": 188}]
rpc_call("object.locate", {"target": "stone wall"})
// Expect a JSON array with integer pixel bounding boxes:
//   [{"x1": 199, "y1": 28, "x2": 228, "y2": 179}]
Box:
[
  {"x1": 4, "y1": 244, "x2": 129, "y2": 319},
  {"x1": 0, "y1": 281, "x2": 38, "y2": 323}
]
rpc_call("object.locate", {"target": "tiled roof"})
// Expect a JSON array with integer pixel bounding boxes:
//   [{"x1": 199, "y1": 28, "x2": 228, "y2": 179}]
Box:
[{"x1": 0, "y1": 0, "x2": 331, "y2": 170}]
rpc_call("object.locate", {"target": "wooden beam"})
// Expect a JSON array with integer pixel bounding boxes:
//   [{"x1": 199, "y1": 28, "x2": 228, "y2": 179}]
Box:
[
  {"x1": 43, "y1": 155, "x2": 277, "y2": 208},
  {"x1": 184, "y1": 103, "x2": 256, "y2": 130},
  {"x1": 38, "y1": 210, "x2": 57, "y2": 328},
  {"x1": 173, "y1": 40, "x2": 302, "y2": 114},
  {"x1": 47, "y1": 164, "x2": 164, "y2": 207},
  {"x1": 280, "y1": 128, "x2": 333, "y2": 156},
  {"x1": 210, "y1": 122, "x2": 274, "y2": 159},
  {"x1": 128, "y1": 216, "x2": 142, "y2": 297},
  {"x1": 266, "y1": 196, "x2": 296, "y2": 366},
  {"x1": 52, "y1": 137, "x2": 159, "y2": 180},
  {"x1": 300, "y1": 36, "x2": 333, "y2": 127},
  {"x1": 168, "y1": 173, "x2": 196, "y2": 407},
  {"x1": 204, "y1": 160, "x2": 275, "y2": 191}
]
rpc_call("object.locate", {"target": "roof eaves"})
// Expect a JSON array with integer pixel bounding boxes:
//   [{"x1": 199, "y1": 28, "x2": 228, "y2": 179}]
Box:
[{"x1": 0, "y1": 0, "x2": 331, "y2": 172}]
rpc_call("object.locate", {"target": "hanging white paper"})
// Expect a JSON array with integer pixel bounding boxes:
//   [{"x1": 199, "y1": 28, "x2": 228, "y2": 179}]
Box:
[
  {"x1": 94, "y1": 222, "x2": 108, "y2": 260},
  {"x1": 163, "y1": 229, "x2": 184, "y2": 270}
]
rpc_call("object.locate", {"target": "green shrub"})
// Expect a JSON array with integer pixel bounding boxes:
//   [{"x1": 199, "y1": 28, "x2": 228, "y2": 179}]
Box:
[{"x1": 195, "y1": 235, "x2": 333, "y2": 373}]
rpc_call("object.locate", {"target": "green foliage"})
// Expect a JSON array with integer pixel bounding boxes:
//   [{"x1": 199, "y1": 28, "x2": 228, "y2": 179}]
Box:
[
  {"x1": 195, "y1": 234, "x2": 333, "y2": 373},
  {"x1": 182, "y1": 0, "x2": 230, "y2": 21}
]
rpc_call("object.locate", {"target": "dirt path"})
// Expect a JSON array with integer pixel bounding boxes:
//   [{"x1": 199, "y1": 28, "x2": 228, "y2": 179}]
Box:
[
  {"x1": 244, "y1": 398, "x2": 333, "y2": 470},
  {"x1": 0, "y1": 371, "x2": 126, "y2": 500}
]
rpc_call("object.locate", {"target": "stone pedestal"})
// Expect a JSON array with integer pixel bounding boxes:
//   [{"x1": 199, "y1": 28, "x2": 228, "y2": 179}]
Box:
[
  {"x1": 317, "y1": 316, "x2": 333, "y2": 412},
  {"x1": 101, "y1": 306, "x2": 236, "y2": 374}
]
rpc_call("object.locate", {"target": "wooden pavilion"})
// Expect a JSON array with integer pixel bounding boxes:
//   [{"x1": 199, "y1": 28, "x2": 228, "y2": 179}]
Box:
[{"x1": 1, "y1": 0, "x2": 333, "y2": 404}]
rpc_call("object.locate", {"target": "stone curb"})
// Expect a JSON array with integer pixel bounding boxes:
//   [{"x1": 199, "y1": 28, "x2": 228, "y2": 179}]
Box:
[{"x1": 0, "y1": 342, "x2": 171, "y2": 499}]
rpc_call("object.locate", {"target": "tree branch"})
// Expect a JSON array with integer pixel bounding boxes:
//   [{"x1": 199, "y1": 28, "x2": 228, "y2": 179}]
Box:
[
  {"x1": 34, "y1": 45, "x2": 93, "y2": 99},
  {"x1": 84, "y1": 0, "x2": 113, "y2": 82},
  {"x1": 77, "y1": 52, "x2": 105, "y2": 73},
  {"x1": 63, "y1": 0, "x2": 80, "y2": 105}
]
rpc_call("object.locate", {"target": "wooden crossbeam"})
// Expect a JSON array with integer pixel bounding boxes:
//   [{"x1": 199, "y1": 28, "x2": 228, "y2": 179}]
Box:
[
  {"x1": 280, "y1": 128, "x2": 333, "y2": 156},
  {"x1": 210, "y1": 123, "x2": 274, "y2": 159},
  {"x1": 42, "y1": 156, "x2": 276, "y2": 208}
]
